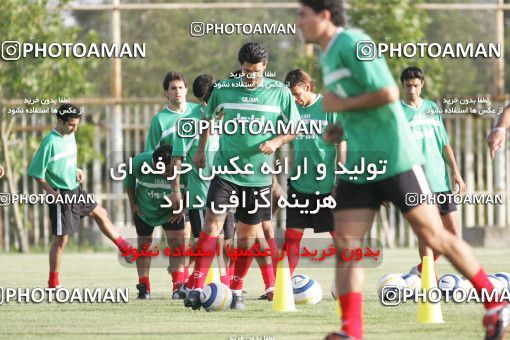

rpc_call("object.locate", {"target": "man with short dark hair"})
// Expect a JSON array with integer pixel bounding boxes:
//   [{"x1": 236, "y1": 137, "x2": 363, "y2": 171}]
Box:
[
  {"x1": 297, "y1": 1, "x2": 509, "y2": 339},
  {"x1": 29, "y1": 104, "x2": 133, "y2": 289}
]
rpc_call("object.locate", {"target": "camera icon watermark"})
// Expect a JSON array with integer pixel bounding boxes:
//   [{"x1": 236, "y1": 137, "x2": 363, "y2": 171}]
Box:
[
  {"x1": 177, "y1": 118, "x2": 198, "y2": 138},
  {"x1": 356, "y1": 41, "x2": 377, "y2": 61},
  {"x1": 190, "y1": 22, "x2": 205, "y2": 37},
  {"x1": 380, "y1": 286, "x2": 402, "y2": 306},
  {"x1": 1, "y1": 41, "x2": 21, "y2": 61},
  {"x1": 0, "y1": 193, "x2": 11, "y2": 206}
]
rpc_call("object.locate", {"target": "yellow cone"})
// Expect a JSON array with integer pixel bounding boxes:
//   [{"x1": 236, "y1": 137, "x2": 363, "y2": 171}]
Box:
[
  {"x1": 336, "y1": 298, "x2": 342, "y2": 316},
  {"x1": 417, "y1": 256, "x2": 444, "y2": 324},
  {"x1": 272, "y1": 258, "x2": 297, "y2": 312},
  {"x1": 205, "y1": 265, "x2": 220, "y2": 285}
]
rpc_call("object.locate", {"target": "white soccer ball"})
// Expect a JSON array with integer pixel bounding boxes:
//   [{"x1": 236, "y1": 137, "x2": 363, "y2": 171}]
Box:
[
  {"x1": 488, "y1": 274, "x2": 507, "y2": 293},
  {"x1": 438, "y1": 274, "x2": 462, "y2": 295},
  {"x1": 377, "y1": 274, "x2": 406, "y2": 293},
  {"x1": 200, "y1": 283, "x2": 232, "y2": 311},
  {"x1": 494, "y1": 272, "x2": 510, "y2": 291},
  {"x1": 460, "y1": 277, "x2": 473, "y2": 291},
  {"x1": 292, "y1": 274, "x2": 323, "y2": 305},
  {"x1": 401, "y1": 273, "x2": 421, "y2": 295}
]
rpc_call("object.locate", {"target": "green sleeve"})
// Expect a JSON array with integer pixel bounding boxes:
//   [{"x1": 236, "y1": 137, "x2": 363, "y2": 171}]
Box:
[
  {"x1": 145, "y1": 116, "x2": 161, "y2": 152},
  {"x1": 28, "y1": 139, "x2": 52, "y2": 180},
  {"x1": 172, "y1": 134, "x2": 187, "y2": 158},
  {"x1": 434, "y1": 102, "x2": 450, "y2": 145},
  {"x1": 281, "y1": 88, "x2": 301, "y2": 126},
  {"x1": 344, "y1": 35, "x2": 396, "y2": 92}
]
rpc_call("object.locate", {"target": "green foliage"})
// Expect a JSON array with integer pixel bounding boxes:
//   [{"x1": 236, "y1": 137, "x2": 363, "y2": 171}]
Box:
[{"x1": 348, "y1": 0, "x2": 445, "y2": 99}]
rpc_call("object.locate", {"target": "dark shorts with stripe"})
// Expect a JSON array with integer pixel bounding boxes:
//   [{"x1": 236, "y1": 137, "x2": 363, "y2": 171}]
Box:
[
  {"x1": 433, "y1": 190, "x2": 458, "y2": 215},
  {"x1": 206, "y1": 176, "x2": 272, "y2": 225},
  {"x1": 285, "y1": 183, "x2": 334, "y2": 233},
  {"x1": 334, "y1": 165, "x2": 430, "y2": 213},
  {"x1": 49, "y1": 187, "x2": 97, "y2": 236},
  {"x1": 188, "y1": 209, "x2": 236, "y2": 240},
  {"x1": 134, "y1": 214, "x2": 185, "y2": 236}
]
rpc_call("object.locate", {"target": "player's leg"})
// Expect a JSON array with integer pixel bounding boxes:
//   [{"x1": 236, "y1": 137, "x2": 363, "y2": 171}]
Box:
[
  {"x1": 48, "y1": 234, "x2": 68, "y2": 288},
  {"x1": 163, "y1": 219, "x2": 186, "y2": 299},
  {"x1": 230, "y1": 221, "x2": 260, "y2": 309},
  {"x1": 223, "y1": 214, "x2": 236, "y2": 286},
  {"x1": 88, "y1": 204, "x2": 132, "y2": 255},
  {"x1": 334, "y1": 209, "x2": 376, "y2": 340},
  {"x1": 183, "y1": 219, "x2": 192, "y2": 282},
  {"x1": 132, "y1": 216, "x2": 154, "y2": 299}
]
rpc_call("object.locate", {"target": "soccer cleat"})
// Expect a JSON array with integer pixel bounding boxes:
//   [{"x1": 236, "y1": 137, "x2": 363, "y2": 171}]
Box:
[
  {"x1": 136, "y1": 283, "x2": 150, "y2": 300},
  {"x1": 258, "y1": 288, "x2": 274, "y2": 301},
  {"x1": 409, "y1": 265, "x2": 421, "y2": 278},
  {"x1": 183, "y1": 290, "x2": 201, "y2": 310},
  {"x1": 483, "y1": 304, "x2": 510, "y2": 340},
  {"x1": 231, "y1": 293, "x2": 246, "y2": 310},
  {"x1": 323, "y1": 331, "x2": 353, "y2": 340},
  {"x1": 172, "y1": 283, "x2": 188, "y2": 300}
]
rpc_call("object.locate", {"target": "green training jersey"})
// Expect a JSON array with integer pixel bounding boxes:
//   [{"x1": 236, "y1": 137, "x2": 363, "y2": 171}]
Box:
[
  {"x1": 28, "y1": 129, "x2": 79, "y2": 190},
  {"x1": 320, "y1": 28, "x2": 423, "y2": 183},
  {"x1": 124, "y1": 151, "x2": 174, "y2": 227},
  {"x1": 172, "y1": 104, "x2": 220, "y2": 209},
  {"x1": 401, "y1": 99, "x2": 451, "y2": 192},
  {"x1": 204, "y1": 77, "x2": 300, "y2": 187},
  {"x1": 145, "y1": 102, "x2": 198, "y2": 152},
  {"x1": 290, "y1": 94, "x2": 341, "y2": 194}
]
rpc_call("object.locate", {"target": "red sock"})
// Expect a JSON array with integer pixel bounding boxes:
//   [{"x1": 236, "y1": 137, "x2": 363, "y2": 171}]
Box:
[
  {"x1": 171, "y1": 270, "x2": 185, "y2": 291},
  {"x1": 114, "y1": 236, "x2": 132, "y2": 254},
  {"x1": 48, "y1": 271, "x2": 59, "y2": 288},
  {"x1": 230, "y1": 253, "x2": 254, "y2": 290},
  {"x1": 228, "y1": 260, "x2": 235, "y2": 281},
  {"x1": 470, "y1": 268, "x2": 504, "y2": 310},
  {"x1": 220, "y1": 275, "x2": 230, "y2": 286},
  {"x1": 330, "y1": 230, "x2": 336, "y2": 238},
  {"x1": 259, "y1": 263, "x2": 275, "y2": 290},
  {"x1": 339, "y1": 292, "x2": 363, "y2": 339},
  {"x1": 139, "y1": 276, "x2": 150, "y2": 293},
  {"x1": 266, "y1": 238, "x2": 279, "y2": 273},
  {"x1": 190, "y1": 232, "x2": 218, "y2": 289},
  {"x1": 284, "y1": 229, "x2": 303, "y2": 276}
]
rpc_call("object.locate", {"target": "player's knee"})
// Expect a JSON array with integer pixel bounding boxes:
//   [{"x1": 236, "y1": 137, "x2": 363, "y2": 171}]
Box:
[
  {"x1": 91, "y1": 205, "x2": 108, "y2": 221},
  {"x1": 420, "y1": 228, "x2": 449, "y2": 254},
  {"x1": 53, "y1": 235, "x2": 67, "y2": 248},
  {"x1": 137, "y1": 236, "x2": 153, "y2": 248}
]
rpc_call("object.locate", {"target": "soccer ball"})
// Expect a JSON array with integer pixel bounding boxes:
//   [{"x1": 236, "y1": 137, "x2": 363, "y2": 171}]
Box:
[
  {"x1": 377, "y1": 274, "x2": 406, "y2": 293},
  {"x1": 200, "y1": 283, "x2": 232, "y2": 312},
  {"x1": 488, "y1": 274, "x2": 507, "y2": 293},
  {"x1": 401, "y1": 273, "x2": 421, "y2": 296},
  {"x1": 438, "y1": 274, "x2": 462, "y2": 296},
  {"x1": 494, "y1": 272, "x2": 510, "y2": 291},
  {"x1": 292, "y1": 274, "x2": 323, "y2": 305},
  {"x1": 460, "y1": 277, "x2": 473, "y2": 291}
]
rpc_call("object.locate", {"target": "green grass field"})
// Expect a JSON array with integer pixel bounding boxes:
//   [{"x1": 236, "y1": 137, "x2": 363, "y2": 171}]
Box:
[{"x1": 0, "y1": 248, "x2": 508, "y2": 339}]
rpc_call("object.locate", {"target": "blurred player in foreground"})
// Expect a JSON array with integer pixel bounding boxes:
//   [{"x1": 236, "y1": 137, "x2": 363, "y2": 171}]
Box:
[{"x1": 297, "y1": 1, "x2": 509, "y2": 339}]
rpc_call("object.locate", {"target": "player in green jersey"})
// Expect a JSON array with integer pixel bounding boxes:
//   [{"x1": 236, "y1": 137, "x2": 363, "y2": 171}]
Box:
[
  {"x1": 28, "y1": 104, "x2": 133, "y2": 289},
  {"x1": 297, "y1": 1, "x2": 509, "y2": 339},
  {"x1": 125, "y1": 144, "x2": 186, "y2": 300},
  {"x1": 283, "y1": 68, "x2": 342, "y2": 276},
  {"x1": 400, "y1": 66, "x2": 466, "y2": 278},
  {"x1": 175, "y1": 43, "x2": 300, "y2": 310}
]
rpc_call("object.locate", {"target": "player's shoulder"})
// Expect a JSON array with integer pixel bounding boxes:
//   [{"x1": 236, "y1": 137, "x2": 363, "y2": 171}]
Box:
[
  {"x1": 264, "y1": 78, "x2": 292, "y2": 95},
  {"x1": 422, "y1": 98, "x2": 439, "y2": 108},
  {"x1": 42, "y1": 130, "x2": 61, "y2": 147},
  {"x1": 189, "y1": 104, "x2": 205, "y2": 118},
  {"x1": 132, "y1": 151, "x2": 153, "y2": 171},
  {"x1": 337, "y1": 28, "x2": 371, "y2": 48},
  {"x1": 186, "y1": 101, "x2": 200, "y2": 111}
]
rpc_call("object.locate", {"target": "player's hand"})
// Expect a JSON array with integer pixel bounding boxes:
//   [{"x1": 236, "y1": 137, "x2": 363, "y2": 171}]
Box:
[
  {"x1": 77, "y1": 168, "x2": 86, "y2": 183},
  {"x1": 323, "y1": 92, "x2": 343, "y2": 112},
  {"x1": 169, "y1": 191, "x2": 183, "y2": 213},
  {"x1": 323, "y1": 123, "x2": 344, "y2": 144},
  {"x1": 487, "y1": 129, "x2": 506, "y2": 159},
  {"x1": 130, "y1": 203, "x2": 141, "y2": 219},
  {"x1": 453, "y1": 174, "x2": 467, "y2": 194},
  {"x1": 193, "y1": 150, "x2": 206, "y2": 169},
  {"x1": 259, "y1": 139, "x2": 280, "y2": 155}
]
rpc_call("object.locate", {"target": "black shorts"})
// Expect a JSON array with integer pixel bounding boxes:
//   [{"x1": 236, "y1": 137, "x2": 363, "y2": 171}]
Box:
[
  {"x1": 285, "y1": 183, "x2": 334, "y2": 233},
  {"x1": 334, "y1": 165, "x2": 430, "y2": 213},
  {"x1": 49, "y1": 187, "x2": 98, "y2": 236},
  {"x1": 188, "y1": 209, "x2": 236, "y2": 240},
  {"x1": 206, "y1": 176, "x2": 271, "y2": 225},
  {"x1": 433, "y1": 191, "x2": 458, "y2": 215},
  {"x1": 134, "y1": 214, "x2": 184, "y2": 237}
]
